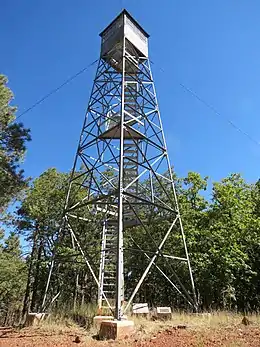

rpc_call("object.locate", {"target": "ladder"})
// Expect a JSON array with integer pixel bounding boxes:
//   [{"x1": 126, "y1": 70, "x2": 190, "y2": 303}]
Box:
[
  {"x1": 98, "y1": 220, "x2": 119, "y2": 312},
  {"x1": 123, "y1": 140, "x2": 138, "y2": 222},
  {"x1": 124, "y1": 81, "x2": 139, "y2": 223}
]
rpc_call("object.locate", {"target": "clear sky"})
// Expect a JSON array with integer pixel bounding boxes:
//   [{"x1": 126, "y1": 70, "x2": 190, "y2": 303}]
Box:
[{"x1": 1, "y1": 0, "x2": 260, "y2": 188}]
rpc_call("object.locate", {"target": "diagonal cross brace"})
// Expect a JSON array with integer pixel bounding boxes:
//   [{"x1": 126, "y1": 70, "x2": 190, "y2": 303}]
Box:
[{"x1": 123, "y1": 216, "x2": 178, "y2": 313}]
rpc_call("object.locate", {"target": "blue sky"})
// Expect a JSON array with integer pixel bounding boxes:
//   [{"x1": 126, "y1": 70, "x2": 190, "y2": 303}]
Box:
[{"x1": 1, "y1": 0, "x2": 260, "y2": 189}]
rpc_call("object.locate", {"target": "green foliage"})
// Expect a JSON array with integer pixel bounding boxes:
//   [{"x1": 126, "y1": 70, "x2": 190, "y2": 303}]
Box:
[
  {"x1": 17, "y1": 168, "x2": 68, "y2": 234},
  {"x1": 16, "y1": 168, "x2": 99, "y2": 314},
  {"x1": 3, "y1": 231, "x2": 21, "y2": 257},
  {"x1": 0, "y1": 233, "x2": 27, "y2": 325},
  {"x1": 16, "y1": 168, "x2": 71, "y2": 314},
  {"x1": 3, "y1": 167, "x2": 260, "y2": 321},
  {"x1": 0, "y1": 74, "x2": 31, "y2": 210}
]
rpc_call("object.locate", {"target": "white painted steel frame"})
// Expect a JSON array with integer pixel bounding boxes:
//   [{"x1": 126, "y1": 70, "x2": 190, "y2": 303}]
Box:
[{"x1": 42, "y1": 28, "x2": 198, "y2": 319}]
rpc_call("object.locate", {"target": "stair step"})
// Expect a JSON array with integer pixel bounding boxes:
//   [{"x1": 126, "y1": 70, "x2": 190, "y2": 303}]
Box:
[
  {"x1": 103, "y1": 290, "x2": 115, "y2": 294},
  {"x1": 104, "y1": 277, "x2": 115, "y2": 280},
  {"x1": 104, "y1": 261, "x2": 116, "y2": 265},
  {"x1": 123, "y1": 143, "x2": 136, "y2": 147}
]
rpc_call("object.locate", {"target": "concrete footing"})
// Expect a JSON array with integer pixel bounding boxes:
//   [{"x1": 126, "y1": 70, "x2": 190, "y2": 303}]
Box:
[
  {"x1": 156, "y1": 307, "x2": 172, "y2": 320},
  {"x1": 99, "y1": 320, "x2": 135, "y2": 340},
  {"x1": 93, "y1": 315, "x2": 114, "y2": 327}
]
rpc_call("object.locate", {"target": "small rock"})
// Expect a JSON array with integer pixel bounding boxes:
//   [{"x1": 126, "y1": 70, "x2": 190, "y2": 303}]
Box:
[
  {"x1": 241, "y1": 317, "x2": 250, "y2": 326},
  {"x1": 74, "y1": 336, "x2": 81, "y2": 343},
  {"x1": 165, "y1": 329, "x2": 173, "y2": 335},
  {"x1": 177, "y1": 325, "x2": 187, "y2": 329}
]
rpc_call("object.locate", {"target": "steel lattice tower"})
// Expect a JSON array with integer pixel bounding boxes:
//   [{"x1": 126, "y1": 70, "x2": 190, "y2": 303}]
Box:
[{"x1": 42, "y1": 10, "x2": 197, "y2": 320}]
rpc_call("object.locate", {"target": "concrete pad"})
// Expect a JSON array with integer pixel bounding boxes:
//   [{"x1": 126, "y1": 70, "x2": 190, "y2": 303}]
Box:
[
  {"x1": 94, "y1": 315, "x2": 128, "y2": 326},
  {"x1": 99, "y1": 319, "x2": 135, "y2": 340},
  {"x1": 25, "y1": 313, "x2": 46, "y2": 326},
  {"x1": 156, "y1": 307, "x2": 172, "y2": 320},
  {"x1": 132, "y1": 303, "x2": 149, "y2": 314}
]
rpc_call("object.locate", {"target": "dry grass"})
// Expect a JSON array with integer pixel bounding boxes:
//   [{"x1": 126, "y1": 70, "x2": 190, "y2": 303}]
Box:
[
  {"x1": 129, "y1": 311, "x2": 260, "y2": 341},
  {"x1": 21, "y1": 310, "x2": 260, "y2": 345},
  {"x1": 40, "y1": 310, "x2": 260, "y2": 331},
  {"x1": 32, "y1": 315, "x2": 82, "y2": 336},
  {"x1": 3, "y1": 311, "x2": 260, "y2": 347},
  {"x1": 173, "y1": 311, "x2": 260, "y2": 328},
  {"x1": 128, "y1": 312, "x2": 260, "y2": 347}
]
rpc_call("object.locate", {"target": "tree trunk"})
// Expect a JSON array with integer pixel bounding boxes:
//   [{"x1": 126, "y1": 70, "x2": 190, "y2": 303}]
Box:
[
  {"x1": 21, "y1": 224, "x2": 39, "y2": 320},
  {"x1": 81, "y1": 273, "x2": 88, "y2": 307},
  {"x1": 73, "y1": 273, "x2": 79, "y2": 311},
  {"x1": 31, "y1": 238, "x2": 44, "y2": 311}
]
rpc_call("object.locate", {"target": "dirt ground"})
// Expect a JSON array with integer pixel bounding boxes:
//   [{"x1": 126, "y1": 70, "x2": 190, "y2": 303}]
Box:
[{"x1": 1, "y1": 315, "x2": 260, "y2": 347}]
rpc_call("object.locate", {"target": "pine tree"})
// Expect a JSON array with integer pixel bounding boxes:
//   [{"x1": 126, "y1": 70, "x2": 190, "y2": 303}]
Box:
[{"x1": 0, "y1": 74, "x2": 31, "y2": 211}]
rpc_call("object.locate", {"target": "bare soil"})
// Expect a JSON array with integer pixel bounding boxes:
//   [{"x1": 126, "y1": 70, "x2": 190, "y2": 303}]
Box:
[{"x1": 1, "y1": 324, "x2": 260, "y2": 347}]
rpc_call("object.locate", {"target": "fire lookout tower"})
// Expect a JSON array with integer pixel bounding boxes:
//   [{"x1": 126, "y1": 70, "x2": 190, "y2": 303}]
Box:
[{"x1": 42, "y1": 10, "x2": 197, "y2": 321}]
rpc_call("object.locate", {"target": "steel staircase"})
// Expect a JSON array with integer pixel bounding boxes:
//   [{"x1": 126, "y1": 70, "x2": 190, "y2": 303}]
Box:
[{"x1": 98, "y1": 80, "x2": 140, "y2": 312}]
